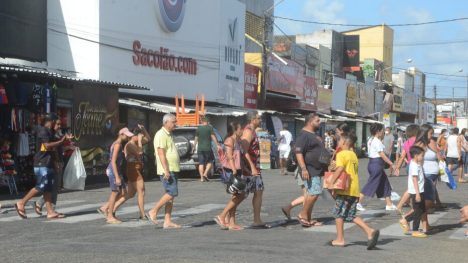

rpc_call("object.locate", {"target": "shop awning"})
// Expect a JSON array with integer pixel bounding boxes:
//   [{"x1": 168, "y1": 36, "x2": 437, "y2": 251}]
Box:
[
  {"x1": 0, "y1": 65, "x2": 149, "y2": 90},
  {"x1": 202, "y1": 106, "x2": 247, "y2": 116},
  {"x1": 119, "y1": 98, "x2": 190, "y2": 113}
]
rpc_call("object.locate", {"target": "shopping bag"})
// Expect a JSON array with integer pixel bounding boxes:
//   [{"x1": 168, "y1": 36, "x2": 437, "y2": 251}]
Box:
[
  {"x1": 444, "y1": 166, "x2": 457, "y2": 190},
  {"x1": 439, "y1": 161, "x2": 449, "y2": 183},
  {"x1": 323, "y1": 171, "x2": 350, "y2": 191},
  {"x1": 63, "y1": 148, "x2": 87, "y2": 190}
]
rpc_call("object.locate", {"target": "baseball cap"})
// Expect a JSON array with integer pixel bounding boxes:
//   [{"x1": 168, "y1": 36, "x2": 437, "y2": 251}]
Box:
[{"x1": 119, "y1": 127, "x2": 134, "y2": 137}]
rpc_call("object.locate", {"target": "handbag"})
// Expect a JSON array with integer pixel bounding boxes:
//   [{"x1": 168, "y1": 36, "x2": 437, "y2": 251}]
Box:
[{"x1": 323, "y1": 171, "x2": 350, "y2": 191}]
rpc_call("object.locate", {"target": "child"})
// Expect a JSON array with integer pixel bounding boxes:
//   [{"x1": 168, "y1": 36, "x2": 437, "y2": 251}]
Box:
[
  {"x1": 327, "y1": 133, "x2": 380, "y2": 249},
  {"x1": 399, "y1": 146, "x2": 428, "y2": 238}
]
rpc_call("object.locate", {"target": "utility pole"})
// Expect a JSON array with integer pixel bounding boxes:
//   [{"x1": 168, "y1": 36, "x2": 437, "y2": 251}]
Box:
[
  {"x1": 452, "y1": 87, "x2": 455, "y2": 125},
  {"x1": 260, "y1": 14, "x2": 271, "y2": 108},
  {"x1": 433, "y1": 85, "x2": 437, "y2": 124}
]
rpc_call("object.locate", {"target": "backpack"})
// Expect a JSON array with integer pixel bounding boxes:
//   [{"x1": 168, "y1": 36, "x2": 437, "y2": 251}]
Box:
[{"x1": 286, "y1": 150, "x2": 297, "y2": 172}]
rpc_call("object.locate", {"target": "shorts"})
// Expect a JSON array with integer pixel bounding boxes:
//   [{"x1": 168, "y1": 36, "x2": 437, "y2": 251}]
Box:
[
  {"x1": 107, "y1": 168, "x2": 127, "y2": 192},
  {"x1": 446, "y1": 157, "x2": 461, "y2": 165},
  {"x1": 333, "y1": 195, "x2": 359, "y2": 222},
  {"x1": 127, "y1": 161, "x2": 144, "y2": 182},
  {"x1": 423, "y1": 174, "x2": 438, "y2": 201},
  {"x1": 159, "y1": 172, "x2": 179, "y2": 197},
  {"x1": 198, "y1": 150, "x2": 214, "y2": 165},
  {"x1": 34, "y1": 167, "x2": 54, "y2": 193},
  {"x1": 241, "y1": 175, "x2": 264, "y2": 196},
  {"x1": 303, "y1": 176, "x2": 322, "y2": 196},
  {"x1": 279, "y1": 149, "x2": 290, "y2": 159}
]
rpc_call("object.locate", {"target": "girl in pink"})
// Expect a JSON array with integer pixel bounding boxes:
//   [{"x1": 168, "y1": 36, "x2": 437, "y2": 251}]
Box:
[{"x1": 394, "y1": 125, "x2": 420, "y2": 214}]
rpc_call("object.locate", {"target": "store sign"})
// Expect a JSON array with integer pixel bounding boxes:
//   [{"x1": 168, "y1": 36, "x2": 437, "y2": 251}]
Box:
[
  {"x1": 244, "y1": 63, "x2": 259, "y2": 109},
  {"x1": 73, "y1": 85, "x2": 119, "y2": 148},
  {"x1": 303, "y1": 76, "x2": 318, "y2": 111},
  {"x1": 266, "y1": 54, "x2": 305, "y2": 99},
  {"x1": 343, "y1": 35, "x2": 360, "y2": 72},
  {"x1": 392, "y1": 87, "x2": 403, "y2": 112},
  {"x1": 331, "y1": 76, "x2": 347, "y2": 111},
  {"x1": 48, "y1": 0, "x2": 245, "y2": 106}
]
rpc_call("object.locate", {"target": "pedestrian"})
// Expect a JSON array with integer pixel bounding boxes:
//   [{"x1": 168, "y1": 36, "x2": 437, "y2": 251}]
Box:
[
  {"x1": 146, "y1": 114, "x2": 181, "y2": 229},
  {"x1": 278, "y1": 123, "x2": 293, "y2": 175},
  {"x1": 383, "y1": 127, "x2": 394, "y2": 162},
  {"x1": 446, "y1": 128, "x2": 465, "y2": 183},
  {"x1": 113, "y1": 124, "x2": 151, "y2": 220},
  {"x1": 240, "y1": 110, "x2": 268, "y2": 228},
  {"x1": 35, "y1": 118, "x2": 66, "y2": 214},
  {"x1": 437, "y1": 129, "x2": 448, "y2": 157},
  {"x1": 393, "y1": 124, "x2": 420, "y2": 212},
  {"x1": 193, "y1": 116, "x2": 221, "y2": 182},
  {"x1": 15, "y1": 113, "x2": 73, "y2": 219},
  {"x1": 399, "y1": 146, "x2": 428, "y2": 238},
  {"x1": 335, "y1": 123, "x2": 351, "y2": 152},
  {"x1": 326, "y1": 133, "x2": 380, "y2": 249},
  {"x1": 98, "y1": 127, "x2": 134, "y2": 224},
  {"x1": 459, "y1": 128, "x2": 468, "y2": 179},
  {"x1": 396, "y1": 130, "x2": 404, "y2": 162},
  {"x1": 324, "y1": 130, "x2": 335, "y2": 154},
  {"x1": 295, "y1": 113, "x2": 325, "y2": 227},
  {"x1": 357, "y1": 123, "x2": 396, "y2": 212},
  {"x1": 215, "y1": 121, "x2": 246, "y2": 230},
  {"x1": 460, "y1": 205, "x2": 468, "y2": 239}
]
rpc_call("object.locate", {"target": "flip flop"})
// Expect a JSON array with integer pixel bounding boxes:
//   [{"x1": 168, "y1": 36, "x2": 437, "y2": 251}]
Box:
[
  {"x1": 33, "y1": 201, "x2": 42, "y2": 216},
  {"x1": 146, "y1": 212, "x2": 158, "y2": 225},
  {"x1": 310, "y1": 220, "x2": 323, "y2": 226},
  {"x1": 97, "y1": 208, "x2": 107, "y2": 218},
  {"x1": 327, "y1": 240, "x2": 345, "y2": 247},
  {"x1": 214, "y1": 216, "x2": 228, "y2": 230},
  {"x1": 281, "y1": 207, "x2": 291, "y2": 220},
  {"x1": 47, "y1": 213, "x2": 66, "y2": 220},
  {"x1": 106, "y1": 219, "x2": 122, "y2": 224},
  {"x1": 297, "y1": 216, "x2": 311, "y2": 227},
  {"x1": 399, "y1": 221, "x2": 409, "y2": 233},
  {"x1": 228, "y1": 225, "x2": 244, "y2": 231},
  {"x1": 14, "y1": 203, "x2": 27, "y2": 219},
  {"x1": 367, "y1": 230, "x2": 380, "y2": 250},
  {"x1": 250, "y1": 223, "x2": 272, "y2": 229},
  {"x1": 163, "y1": 224, "x2": 182, "y2": 229}
]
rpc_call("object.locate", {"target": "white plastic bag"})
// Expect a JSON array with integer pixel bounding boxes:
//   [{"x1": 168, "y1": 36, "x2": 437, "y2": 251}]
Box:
[
  {"x1": 63, "y1": 148, "x2": 87, "y2": 190},
  {"x1": 439, "y1": 161, "x2": 449, "y2": 183}
]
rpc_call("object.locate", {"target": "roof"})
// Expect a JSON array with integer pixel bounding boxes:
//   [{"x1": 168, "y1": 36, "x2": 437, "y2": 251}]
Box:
[
  {"x1": 119, "y1": 98, "x2": 186, "y2": 113},
  {"x1": 341, "y1": 24, "x2": 393, "y2": 34},
  {"x1": 0, "y1": 65, "x2": 148, "y2": 90}
]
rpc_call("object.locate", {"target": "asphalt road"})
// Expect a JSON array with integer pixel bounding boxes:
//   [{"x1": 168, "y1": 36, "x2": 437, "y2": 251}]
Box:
[{"x1": 1, "y1": 158, "x2": 467, "y2": 263}]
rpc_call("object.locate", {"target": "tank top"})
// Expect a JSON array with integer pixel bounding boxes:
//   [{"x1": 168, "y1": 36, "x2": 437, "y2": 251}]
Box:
[
  {"x1": 107, "y1": 141, "x2": 124, "y2": 175},
  {"x1": 242, "y1": 124, "x2": 260, "y2": 176},
  {"x1": 446, "y1": 135, "x2": 460, "y2": 158},
  {"x1": 423, "y1": 147, "x2": 439, "y2": 175}
]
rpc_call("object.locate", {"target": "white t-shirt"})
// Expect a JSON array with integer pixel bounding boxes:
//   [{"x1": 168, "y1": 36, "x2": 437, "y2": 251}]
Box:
[
  {"x1": 278, "y1": 130, "x2": 293, "y2": 152},
  {"x1": 446, "y1": 135, "x2": 459, "y2": 158},
  {"x1": 367, "y1": 137, "x2": 385, "y2": 158},
  {"x1": 408, "y1": 161, "x2": 425, "y2": 194}
]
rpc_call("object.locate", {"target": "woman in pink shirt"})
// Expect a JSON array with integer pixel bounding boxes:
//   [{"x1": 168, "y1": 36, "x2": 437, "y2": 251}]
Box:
[{"x1": 393, "y1": 125, "x2": 420, "y2": 213}]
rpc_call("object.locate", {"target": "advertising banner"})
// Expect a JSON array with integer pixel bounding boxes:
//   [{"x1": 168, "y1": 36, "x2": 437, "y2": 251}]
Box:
[
  {"x1": 244, "y1": 63, "x2": 259, "y2": 109},
  {"x1": 343, "y1": 35, "x2": 360, "y2": 72},
  {"x1": 331, "y1": 77, "x2": 347, "y2": 111},
  {"x1": 392, "y1": 87, "x2": 403, "y2": 112},
  {"x1": 317, "y1": 87, "x2": 332, "y2": 113},
  {"x1": 362, "y1": 59, "x2": 376, "y2": 80},
  {"x1": 303, "y1": 76, "x2": 318, "y2": 111},
  {"x1": 73, "y1": 85, "x2": 119, "y2": 176},
  {"x1": 345, "y1": 81, "x2": 357, "y2": 112},
  {"x1": 356, "y1": 82, "x2": 375, "y2": 117},
  {"x1": 403, "y1": 88, "x2": 418, "y2": 115},
  {"x1": 266, "y1": 54, "x2": 305, "y2": 99}
]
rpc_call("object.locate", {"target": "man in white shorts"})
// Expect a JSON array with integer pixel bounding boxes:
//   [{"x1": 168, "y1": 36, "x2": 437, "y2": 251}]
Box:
[{"x1": 278, "y1": 124, "x2": 293, "y2": 175}]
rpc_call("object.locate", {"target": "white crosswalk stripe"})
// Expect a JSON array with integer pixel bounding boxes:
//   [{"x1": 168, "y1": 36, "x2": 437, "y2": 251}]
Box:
[
  {"x1": 380, "y1": 212, "x2": 447, "y2": 237},
  {"x1": 303, "y1": 209, "x2": 387, "y2": 233},
  {"x1": 449, "y1": 227, "x2": 467, "y2": 240}
]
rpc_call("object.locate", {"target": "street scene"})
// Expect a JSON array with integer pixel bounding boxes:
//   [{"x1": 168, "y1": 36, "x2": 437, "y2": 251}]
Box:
[{"x1": 1, "y1": 0, "x2": 468, "y2": 262}]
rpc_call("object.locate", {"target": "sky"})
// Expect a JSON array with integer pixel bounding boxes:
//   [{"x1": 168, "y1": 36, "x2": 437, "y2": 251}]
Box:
[{"x1": 274, "y1": 0, "x2": 468, "y2": 99}]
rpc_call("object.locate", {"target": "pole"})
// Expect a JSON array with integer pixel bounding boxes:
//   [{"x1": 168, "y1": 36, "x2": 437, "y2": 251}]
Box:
[
  {"x1": 434, "y1": 85, "x2": 437, "y2": 124},
  {"x1": 452, "y1": 87, "x2": 455, "y2": 125},
  {"x1": 260, "y1": 15, "x2": 270, "y2": 108}
]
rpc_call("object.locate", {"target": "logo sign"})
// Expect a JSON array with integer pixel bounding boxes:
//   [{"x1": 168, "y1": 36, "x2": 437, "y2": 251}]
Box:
[
  {"x1": 229, "y1": 18, "x2": 237, "y2": 42},
  {"x1": 156, "y1": 0, "x2": 187, "y2": 32}
]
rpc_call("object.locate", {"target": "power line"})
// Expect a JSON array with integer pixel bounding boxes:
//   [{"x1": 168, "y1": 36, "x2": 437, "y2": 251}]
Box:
[{"x1": 273, "y1": 15, "x2": 468, "y2": 27}]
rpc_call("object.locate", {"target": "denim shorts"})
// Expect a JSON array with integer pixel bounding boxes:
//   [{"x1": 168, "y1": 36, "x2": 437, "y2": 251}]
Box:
[
  {"x1": 159, "y1": 172, "x2": 179, "y2": 197},
  {"x1": 423, "y1": 174, "x2": 438, "y2": 201},
  {"x1": 303, "y1": 176, "x2": 322, "y2": 196},
  {"x1": 106, "y1": 168, "x2": 126, "y2": 192},
  {"x1": 34, "y1": 167, "x2": 54, "y2": 193}
]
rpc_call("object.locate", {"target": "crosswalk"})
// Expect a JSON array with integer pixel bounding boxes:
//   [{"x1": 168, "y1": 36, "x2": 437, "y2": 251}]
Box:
[{"x1": 0, "y1": 200, "x2": 466, "y2": 240}]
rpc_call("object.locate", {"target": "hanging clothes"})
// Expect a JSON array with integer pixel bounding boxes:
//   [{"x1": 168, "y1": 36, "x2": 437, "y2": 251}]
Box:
[
  {"x1": 16, "y1": 132, "x2": 30, "y2": 157},
  {"x1": 0, "y1": 84, "x2": 9, "y2": 104},
  {"x1": 30, "y1": 84, "x2": 43, "y2": 113}
]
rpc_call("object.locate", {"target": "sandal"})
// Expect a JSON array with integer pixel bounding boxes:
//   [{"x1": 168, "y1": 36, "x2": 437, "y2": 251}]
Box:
[
  {"x1": 309, "y1": 220, "x2": 323, "y2": 226},
  {"x1": 163, "y1": 223, "x2": 182, "y2": 229},
  {"x1": 228, "y1": 225, "x2": 244, "y2": 231},
  {"x1": 281, "y1": 207, "x2": 291, "y2": 220},
  {"x1": 15, "y1": 203, "x2": 27, "y2": 219},
  {"x1": 146, "y1": 212, "x2": 158, "y2": 225},
  {"x1": 328, "y1": 240, "x2": 345, "y2": 247},
  {"x1": 297, "y1": 215, "x2": 311, "y2": 227},
  {"x1": 106, "y1": 219, "x2": 122, "y2": 224},
  {"x1": 214, "y1": 216, "x2": 228, "y2": 230},
  {"x1": 367, "y1": 230, "x2": 380, "y2": 250},
  {"x1": 47, "y1": 213, "x2": 66, "y2": 220},
  {"x1": 33, "y1": 201, "x2": 43, "y2": 216}
]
